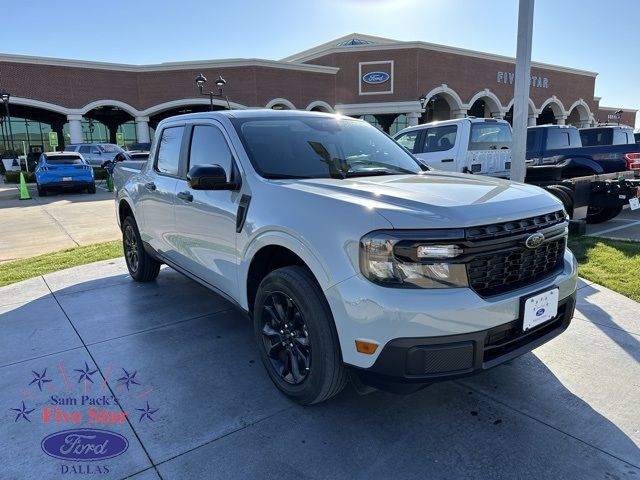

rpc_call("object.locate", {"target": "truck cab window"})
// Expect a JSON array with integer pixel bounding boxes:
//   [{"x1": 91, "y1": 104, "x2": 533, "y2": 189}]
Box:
[
  {"x1": 423, "y1": 125, "x2": 457, "y2": 152},
  {"x1": 156, "y1": 126, "x2": 184, "y2": 176},
  {"x1": 189, "y1": 125, "x2": 233, "y2": 180},
  {"x1": 395, "y1": 131, "x2": 418, "y2": 153}
]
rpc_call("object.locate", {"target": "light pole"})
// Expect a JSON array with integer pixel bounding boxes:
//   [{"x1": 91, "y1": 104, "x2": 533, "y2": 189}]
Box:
[
  {"x1": 88, "y1": 120, "x2": 95, "y2": 142},
  {"x1": 0, "y1": 89, "x2": 15, "y2": 155},
  {"x1": 195, "y1": 73, "x2": 231, "y2": 110}
]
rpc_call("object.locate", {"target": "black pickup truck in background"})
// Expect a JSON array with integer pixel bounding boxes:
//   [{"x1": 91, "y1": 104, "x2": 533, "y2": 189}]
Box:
[{"x1": 525, "y1": 125, "x2": 640, "y2": 223}]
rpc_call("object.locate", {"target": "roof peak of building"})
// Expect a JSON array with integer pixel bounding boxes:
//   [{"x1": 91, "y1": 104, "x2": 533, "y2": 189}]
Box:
[{"x1": 281, "y1": 33, "x2": 598, "y2": 78}]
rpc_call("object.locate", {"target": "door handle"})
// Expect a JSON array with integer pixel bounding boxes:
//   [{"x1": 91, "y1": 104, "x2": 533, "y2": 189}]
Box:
[
  {"x1": 144, "y1": 182, "x2": 156, "y2": 191},
  {"x1": 177, "y1": 191, "x2": 193, "y2": 202},
  {"x1": 440, "y1": 158, "x2": 454, "y2": 163}
]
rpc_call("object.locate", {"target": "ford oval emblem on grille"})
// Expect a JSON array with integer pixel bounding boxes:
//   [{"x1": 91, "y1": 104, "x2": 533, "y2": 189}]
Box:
[{"x1": 525, "y1": 232, "x2": 545, "y2": 249}]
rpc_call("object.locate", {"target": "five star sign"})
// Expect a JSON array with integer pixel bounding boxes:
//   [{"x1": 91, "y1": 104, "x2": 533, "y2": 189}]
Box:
[
  {"x1": 136, "y1": 401, "x2": 159, "y2": 422},
  {"x1": 74, "y1": 362, "x2": 98, "y2": 383},
  {"x1": 29, "y1": 368, "x2": 52, "y2": 391},
  {"x1": 11, "y1": 401, "x2": 35, "y2": 422},
  {"x1": 117, "y1": 368, "x2": 141, "y2": 391}
]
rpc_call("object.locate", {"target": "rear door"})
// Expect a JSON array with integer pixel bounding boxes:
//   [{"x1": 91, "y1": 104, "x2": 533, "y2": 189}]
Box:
[
  {"x1": 413, "y1": 124, "x2": 460, "y2": 171},
  {"x1": 172, "y1": 122, "x2": 242, "y2": 297},
  {"x1": 464, "y1": 120, "x2": 512, "y2": 177},
  {"x1": 137, "y1": 124, "x2": 185, "y2": 260}
]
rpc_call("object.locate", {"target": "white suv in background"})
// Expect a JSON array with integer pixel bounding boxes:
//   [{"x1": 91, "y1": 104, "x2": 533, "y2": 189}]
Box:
[{"x1": 395, "y1": 118, "x2": 512, "y2": 177}]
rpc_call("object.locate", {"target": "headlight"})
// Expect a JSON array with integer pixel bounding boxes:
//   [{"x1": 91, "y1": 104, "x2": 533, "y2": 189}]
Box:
[{"x1": 359, "y1": 231, "x2": 468, "y2": 288}]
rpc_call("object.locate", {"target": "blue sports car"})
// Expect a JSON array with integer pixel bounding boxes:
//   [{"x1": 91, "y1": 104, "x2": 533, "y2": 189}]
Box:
[{"x1": 35, "y1": 151, "x2": 96, "y2": 196}]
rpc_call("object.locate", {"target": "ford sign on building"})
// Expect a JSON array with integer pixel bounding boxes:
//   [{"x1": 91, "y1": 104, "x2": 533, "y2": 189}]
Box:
[{"x1": 362, "y1": 71, "x2": 390, "y2": 84}]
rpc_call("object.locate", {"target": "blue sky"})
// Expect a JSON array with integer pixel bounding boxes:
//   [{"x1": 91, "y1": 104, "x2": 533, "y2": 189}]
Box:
[{"x1": 3, "y1": 0, "x2": 638, "y2": 127}]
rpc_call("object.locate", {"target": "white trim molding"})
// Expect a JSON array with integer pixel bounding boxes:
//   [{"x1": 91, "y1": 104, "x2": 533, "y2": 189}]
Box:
[
  {"x1": 422, "y1": 84, "x2": 464, "y2": 111},
  {"x1": 464, "y1": 89, "x2": 504, "y2": 114}
]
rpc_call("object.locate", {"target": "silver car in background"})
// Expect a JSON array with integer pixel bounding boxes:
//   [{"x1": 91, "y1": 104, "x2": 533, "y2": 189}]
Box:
[{"x1": 66, "y1": 143, "x2": 126, "y2": 167}]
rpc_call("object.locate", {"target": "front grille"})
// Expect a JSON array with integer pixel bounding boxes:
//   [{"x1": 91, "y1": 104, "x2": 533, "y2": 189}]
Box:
[
  {"x1": 467, "y1": 237, "x2": 565, "y2": 297},
  {"x1": 466, "y1": 210, "x2": 566, "y2": 242}
]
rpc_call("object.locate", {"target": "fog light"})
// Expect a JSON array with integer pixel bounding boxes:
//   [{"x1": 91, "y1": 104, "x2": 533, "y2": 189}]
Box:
[{"x1": 355, "y1": 339, "x2": 379, "y2": 355}]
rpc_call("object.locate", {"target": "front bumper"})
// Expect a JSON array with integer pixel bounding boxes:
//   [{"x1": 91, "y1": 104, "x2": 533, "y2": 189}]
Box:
[
  {"x1": 350, "y1": 291, "x2": 576, "y2": 393},
  {"x1": 325, "y1": 249, "x2": 578, "y2": 374}
]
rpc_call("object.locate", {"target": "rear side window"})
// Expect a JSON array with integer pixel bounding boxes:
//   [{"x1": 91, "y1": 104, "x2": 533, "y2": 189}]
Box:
[
  {"x1": 546, "y1": 129, "x2": 572, "y2": 150},
  {"x1": 78, "y1": 146, "x2": 91, "y2": 154},
  {"x1": 580, "y1": 129, "x2": 612, "y2": 146},
  {"x1": 395, "y1": 131, "x2": 419, "y2": 153},
  {"x1": 469, "y1": 122, "x2": 511, "y2": 151},
  {"x1": 188, "y1": 125, "x2": 233, "y2": 179},
  {"x1": 613, "y1": 129, "x2": 630, "y2": 145},
  {"x1": 156, "y1": 126, "x2": 184, "y2": 176},
  {"x1": 422, "y1": 125, "x2": 457, "y2": 153}
]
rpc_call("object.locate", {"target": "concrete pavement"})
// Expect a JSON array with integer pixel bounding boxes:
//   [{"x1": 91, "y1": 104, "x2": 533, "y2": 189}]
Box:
[
  {"x1": 0, "y1": 181, "x2": 119, "y2": 262},
  {"x1": 0, "y1": 259, "x2": 638, "y2": 479}
]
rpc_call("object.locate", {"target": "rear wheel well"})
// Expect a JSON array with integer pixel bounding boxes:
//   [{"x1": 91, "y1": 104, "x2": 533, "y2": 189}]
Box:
[
  {"x1": 246, "y1": 246, "x2": 307, "y2": 315},
  {"x1": 118, "y1": 200, "x2": 133, "y2": 230}
]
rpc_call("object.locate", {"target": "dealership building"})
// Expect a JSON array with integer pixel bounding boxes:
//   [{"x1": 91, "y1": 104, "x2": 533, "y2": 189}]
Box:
[{"x1": 0, "y1": 33, "x2": 636, "y2": 153}]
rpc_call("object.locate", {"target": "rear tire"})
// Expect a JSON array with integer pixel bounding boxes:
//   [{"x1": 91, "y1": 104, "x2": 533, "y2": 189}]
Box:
[
  {"x1": 586, "y1": 206, "x2": 622, "y2": 224},
  {"x1": 253, "y1": 265, "x2": 347, "y2": 405},
  {"x1": 88, "y1": 183, "x2": 96, "y2": 194},
  {"x1": 37, "y1": 185, "x2": 47, "y2": 197},
  {"x1": 122, "y1": 216, "x2": 160, "y2": 282}
]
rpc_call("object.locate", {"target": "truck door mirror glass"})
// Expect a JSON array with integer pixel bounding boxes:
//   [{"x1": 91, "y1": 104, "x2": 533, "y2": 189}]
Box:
[{"x1": 187, "y1": 164, "x2": 237, "y2": 190}]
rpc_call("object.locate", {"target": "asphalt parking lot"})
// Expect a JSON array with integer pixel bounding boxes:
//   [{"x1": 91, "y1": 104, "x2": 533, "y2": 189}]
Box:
[{"x1": 1, "y1": 258, "x2": 638, "y2": 479}]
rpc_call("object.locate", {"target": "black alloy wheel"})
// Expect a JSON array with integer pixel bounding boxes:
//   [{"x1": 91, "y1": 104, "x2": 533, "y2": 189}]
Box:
[
  {"x1": 124, "y1": 222, "x2": 139, "y2": 274},
  {"x1": 260, "y1": 291, "x2": 311, "y2": 385}
]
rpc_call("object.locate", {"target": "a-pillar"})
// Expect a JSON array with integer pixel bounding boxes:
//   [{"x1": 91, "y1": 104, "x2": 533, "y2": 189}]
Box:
[
  {"x1": 452, "y1": 109, "x2": 467, "y2": 119},
  {"x1": 135, "y1": 116, "x2": 151, "y2": 143},
  {"x1": 406, "y1": 112, "x2": 421, "y2": 127},
  {"x1": 67, "y1": 114, "x2": 84, "y2": 144},
  {"x1": 527, "y1": 114, "x2": 538, "y2": 126}
]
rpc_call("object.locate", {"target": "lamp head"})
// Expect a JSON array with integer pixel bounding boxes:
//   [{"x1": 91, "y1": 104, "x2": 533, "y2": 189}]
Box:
[
  {"x1": 0, "y1": 89, "x2": 10, "y2": 103},
  {"x1": 195, "y1": 73, "x2": 207, "y2": 90},
  {"x1": 214, "y1": 76, "x2": 226, "y2": 88}
]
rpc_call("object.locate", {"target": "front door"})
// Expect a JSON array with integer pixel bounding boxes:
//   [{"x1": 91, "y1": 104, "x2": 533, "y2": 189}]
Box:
[{"x1": 173, "y1": 122, "x2": 241, "y2": 298}]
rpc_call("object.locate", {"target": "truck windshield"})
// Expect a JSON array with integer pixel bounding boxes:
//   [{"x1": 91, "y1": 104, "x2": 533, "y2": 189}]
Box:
[
  {"x1": 232, "y1": 116, "x2": 422, "y2": 179},
  {"x1": 468, "y1": 122, "x2": 512, "y2": 151}
]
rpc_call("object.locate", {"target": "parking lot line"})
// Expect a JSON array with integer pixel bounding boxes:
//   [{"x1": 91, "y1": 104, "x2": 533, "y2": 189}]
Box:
[{"x1": 587, "y1": 220, "x2": 640, "y2": 237}]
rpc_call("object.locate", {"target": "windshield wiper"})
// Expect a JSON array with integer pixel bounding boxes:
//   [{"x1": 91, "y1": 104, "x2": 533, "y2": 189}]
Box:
[{"x1": 345, "y1": 169, "x2": 411, "y2": 178}]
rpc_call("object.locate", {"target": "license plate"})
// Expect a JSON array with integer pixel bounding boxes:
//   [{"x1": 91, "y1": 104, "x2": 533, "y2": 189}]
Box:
[
  {"x1": 630, "y1": 197, "x2": 640, "y2": 210},
  {"x1": 62, "y1": 176, "x2": 72, "y2": 181},
  {"x1": 522, "y1": 288, "x2": 559, "y2": 331}
]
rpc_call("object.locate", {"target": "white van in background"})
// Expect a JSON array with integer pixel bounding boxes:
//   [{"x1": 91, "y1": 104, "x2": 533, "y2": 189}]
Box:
[{"x1": 394, "y1": 118, "x2": 512, "y2": 178}]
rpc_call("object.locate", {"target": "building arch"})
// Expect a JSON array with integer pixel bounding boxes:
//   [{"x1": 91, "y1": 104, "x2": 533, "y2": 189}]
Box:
[
  {"x1": 6, "y1": 96, "x2": 70, "y2": 115},
  {"x1": 466, "y1": 89, "x2": 504, "y2": 118},
  {"x1": 422, "y1": 84, "x2": 464, "y2": 111},
  {"x1": 140, "y1": 98, "x2": 248, "y2": 118},
  {"x1": 537, "y1": 96, "x2": 567, "y2": 125},
  {"x1": 265, "y1": 98, "x2": 296, "y2": 110},
  {"x1": 566, "y1": 99, "x2": 592, "y2": 127},
  {"x1": 305, "y1": 100, "x2": 334, "y2": 112},
  {"x1": 80, "y1": 99, "x2": 138, "y2": 117}
]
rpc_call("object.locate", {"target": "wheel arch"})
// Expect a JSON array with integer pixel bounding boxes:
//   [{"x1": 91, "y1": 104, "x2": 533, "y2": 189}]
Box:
[
  {"x1": 117, "y1": 198, "x2": 134, "y2": 230},
  {"x1": 241, "y1": 232, "x2": 333, "y2": 314}
]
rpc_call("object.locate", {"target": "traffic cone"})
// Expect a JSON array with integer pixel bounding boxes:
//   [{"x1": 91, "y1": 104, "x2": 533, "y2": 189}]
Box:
[{"x1": 19, "y1": 172, "x2": 32, "y2": 200}]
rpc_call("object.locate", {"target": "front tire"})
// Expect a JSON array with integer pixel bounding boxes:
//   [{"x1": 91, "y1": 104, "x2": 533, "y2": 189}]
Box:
[
  {"x1": 122, "y1": 216, "x2": 160, "y2": 282},
  {"x1": 253, "y1": 266, "x2": 347, "y2": 405}
]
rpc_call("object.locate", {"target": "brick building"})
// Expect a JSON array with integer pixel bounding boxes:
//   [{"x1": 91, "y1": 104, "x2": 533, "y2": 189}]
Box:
[{"x1": 0, "y1": 33, "x2": 635, "y2": 153}]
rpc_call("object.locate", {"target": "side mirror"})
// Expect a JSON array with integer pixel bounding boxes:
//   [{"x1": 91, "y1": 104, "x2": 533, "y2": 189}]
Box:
[{"x1": 187, "y1": 164, "x2": 238, "y2": 190}]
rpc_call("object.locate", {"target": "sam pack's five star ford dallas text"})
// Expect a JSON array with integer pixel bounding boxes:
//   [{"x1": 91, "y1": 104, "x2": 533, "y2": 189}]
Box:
[{"x1": 114, "y1": 110, "x2": 577, "y2": 405}]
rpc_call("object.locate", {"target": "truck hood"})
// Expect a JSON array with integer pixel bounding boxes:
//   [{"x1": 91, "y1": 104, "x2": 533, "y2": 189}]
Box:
[{"x1": 280, "y1": 172, "x2": 562, "y2": 229}]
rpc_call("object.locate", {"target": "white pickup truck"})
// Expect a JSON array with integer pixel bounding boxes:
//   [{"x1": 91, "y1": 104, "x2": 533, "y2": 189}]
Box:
[
  {"x1": 394, "y1": 118, "x2": 512, "y2": 178},
  {"x1": 115, "y1": 110, "x2": 577, "y2": 404}
]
